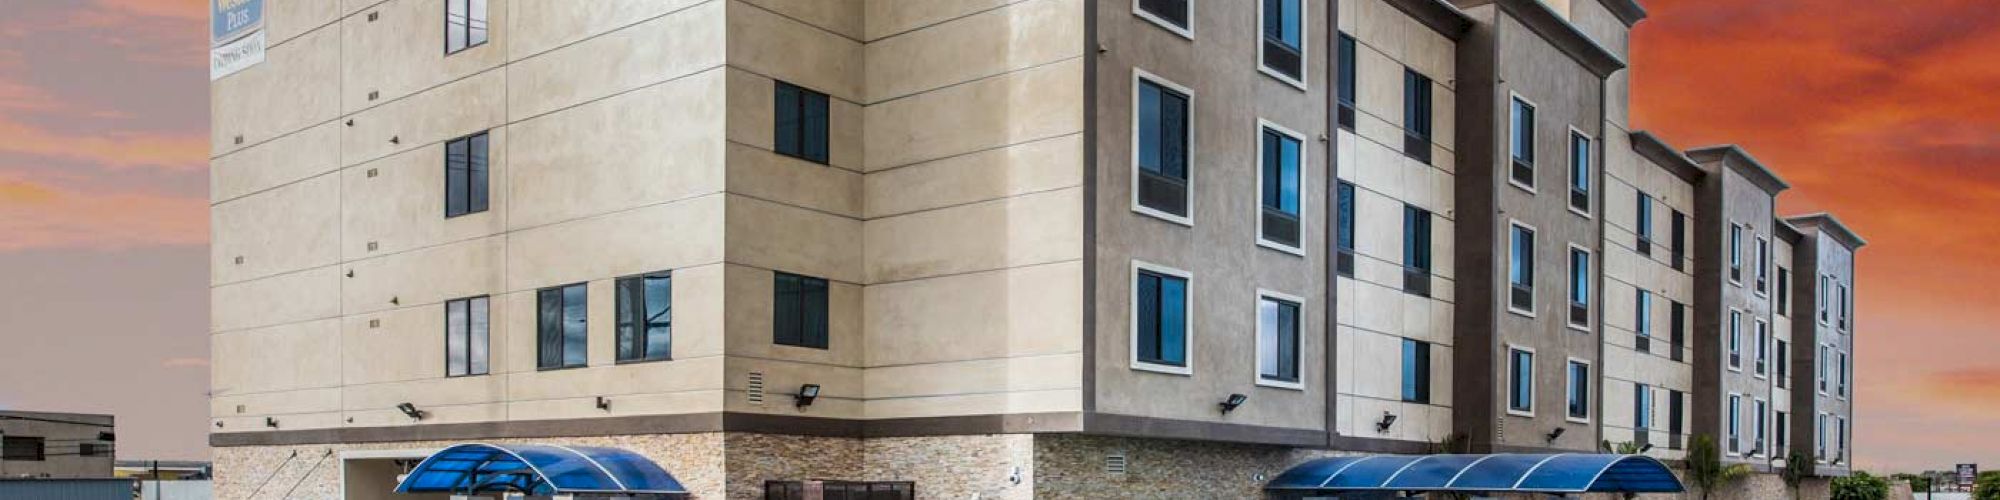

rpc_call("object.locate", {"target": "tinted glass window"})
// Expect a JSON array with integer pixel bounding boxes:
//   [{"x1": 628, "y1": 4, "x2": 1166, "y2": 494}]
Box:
[
  {"x1": 446, "y1": 296, "x2": 489, "y2": 376},
  {"x1": 1509, "y1": 349, "x2": 1533, "y2": 412},
  {"x1": 445, "y1": 132, "x2": 489, "y2": 218},
  {"x1": 774, "y1": 273, "x2": 830, "y2": 349},
  {"x1": 1257, "y1": 297, "x2": 1300, "y2": 383},
  {"x1": 617, "y1": 272, "x2": 673, "y2": 362},
  {"x1": 1402, "y1": 339, "x2": 1431, "y2": 403},
  {"x1": 537, "y1": 284, "x2": 587, "y2": 369},
  {"x1": 774, "y1": 82, "x2": 831, "y2": 164},
  {"x1": 445, "y1": 0, "x2": 488, "y2": 54},
  {"x1": 1136, "y1": 270, "x2": 1188, "y2": 367}
]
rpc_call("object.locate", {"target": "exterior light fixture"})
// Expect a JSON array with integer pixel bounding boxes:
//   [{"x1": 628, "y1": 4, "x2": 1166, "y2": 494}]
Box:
[
  {"x1": 396, "y1": 402, "x2": 424, "y2": 420},
  {"x1": 796, "y1": 384, "x2": 821, "y2": 409},
  {"x1": 1219, "y1": 394, "x2": 1248, "y2": 414},
  {"x1": 1376, "y1": 412, "x2": 1398, "y2": 432},
  {"x1": 596, "y1": 396, "x2": 612, "y2": 411},
  {"x1": 1545, "y1": 427, "x2": 1566, "y2": 443},
  {"x1": 265, "y1": 417, "x2": 279, "y2": 429},
  {"x1": 1640, "y1": 443, "x2": 1654, "y2": 453}
]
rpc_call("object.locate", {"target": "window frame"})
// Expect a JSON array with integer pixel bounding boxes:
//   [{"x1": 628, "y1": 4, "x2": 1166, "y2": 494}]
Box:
[
  {"x1": 1634, "y1": 192, "x2": 1654, "y2": 255},
  {"x1": 1727, "y1": 393, "x2": 1743, "y2": 456},
  {"x1": 1256, "y1": 0, "x2": 1308, "y2": 90},
  {"x1": 1565, "y1": 357, "x2": 1591, "y2": 423},
  {"x1": 1507, "y1": 344, "x2": 1536, "y2": 417},
  {"x1": 1752, "y1": 319, "x2": 1769, "y2": 378},
  {"x1": 1776, "y1": 267, "x2": 1791, "y2": 316},
  {"x1": 1728, "y1": 223, "x2": 1744, "y2": 285},
  {"x1": 1819, "y1": 274, "x2": 1832, "y2": 325},
  {"x1": 536, "y1": 282, "x2": 589, "y2": 371},
  {"x1": 1754, "y1": 236, "x2": 1771, "y2": 296},
  {"x1": 1335, "y1": 33, "x2": 1357, "y2": 130},
  {"x1": 443, "y1": 0, "x2": 489, "y2": 55},
  {"x1": 1753, "y1": 398, "x2": 1769, "y2": 457},
  {"x1": 1256, "y1": 119, "x2": 1308, "y2": 255},
  {"x1": 772, "y1": 272, "x2": 831, "y2": 350},
  {"x1": 445, "y1": 295, "x2": 491, "y2": 377},
  {"x1": 1507, "y1": 220, "x2": 1538, "y2": 317},
  {"x1": 1633, "y1": 383, "x2": 1653, "y2": 431},
  {"x1": 1402, "y1": 338, "x2": 1432, "y2": 404},
  {"x1": 1819, "y1": 343, "x2": 1831, "y2": 395},
  {"x1": 1403, "y1": 204, "x2": 1433, "y2": 296},
  {"x1": 1335, "y1": 180, "x2": 1357, "y2": 277},
  {"x1": 1837, "y1": 351, "x2": 1849, "y2": 399},
  {"x1": 1837, "y1": 283, "x2": 1849, "y2": 331},
  {"x1": 1131, "y1": 260, "x2": 1195, "y2": 375},
  {"x1": 1567, "y1": 127, "x2": 1593, "y2": 217},
  {"x1": 1131, "y1": 69, "x2": 1196, "y2": 226},
  {"x1": 443, "y1": 130, "x2": 490, "y2": 219},
  {"x1": 1508, "y1": 94, "x2": 1539, "y2": 192},
  {"x1": 1727, "y1": 309, "x2": 1743, "y2": 372},
  {"x1": 773, "y1": 81, "x2": 832, "y2": 164},
  {"x1": 615, "y1": 271, "x2": 674, "y2": 364},
  {"x1": 1634, "y1": 289, "x2": 1652, "y2": 352},
  {"x1": 1403, "y1": 68, "x2": 1434, "y2": 162},
  {"x1": 1566, "y1": 243, "x2": 1592, "y2": 331},
  {"x1": 1254, "y1": 289, "x2": 1306, "y2": 390},
  {"x1": 1133, "y1": 0, "x2": 1193, "y2": 39}
]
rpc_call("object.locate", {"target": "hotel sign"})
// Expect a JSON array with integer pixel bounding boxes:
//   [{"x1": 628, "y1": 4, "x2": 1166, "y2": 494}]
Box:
[
  {"x1": 210, "y1": 0, "x2": 265, "y2": 80},
  {"x1": 1959, "y1": 464, "x2": 1978, "y2": 487}
]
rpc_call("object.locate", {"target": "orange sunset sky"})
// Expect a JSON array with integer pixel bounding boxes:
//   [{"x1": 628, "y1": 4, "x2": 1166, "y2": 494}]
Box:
[{"x1": 0, "y1": 0, "x2": 1994, "y2": 471}]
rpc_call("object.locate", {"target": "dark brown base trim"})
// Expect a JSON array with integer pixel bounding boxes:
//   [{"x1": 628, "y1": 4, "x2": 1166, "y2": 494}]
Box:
[
  {"x1": 1078, "y1": 413, "x2": 1326, "y2": 448},
  {"x1": 1326, "y1": 434, "x2": 1435, "y2": 454}
]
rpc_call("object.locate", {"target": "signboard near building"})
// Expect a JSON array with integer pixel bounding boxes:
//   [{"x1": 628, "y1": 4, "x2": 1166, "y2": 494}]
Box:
[
  {"x1": 209, "y1": 0, "x2": 264, "y2": 80},
  {"x1": 1959, "y1": 464, "x2": 1978, "y2": 487}
]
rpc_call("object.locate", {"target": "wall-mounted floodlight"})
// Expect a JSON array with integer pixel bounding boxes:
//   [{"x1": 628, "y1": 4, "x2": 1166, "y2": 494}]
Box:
[
  {"x1": 1219, "y1": 394, "x2": 1249, "y2": 414},
  {"x1": 795, "y1": 384, "x2": 821, "y2": 409},
  {"x1": 1546, "y1": 427, "x2": 1566, "y2": 443},
  {"x1": 396, "y1": 403, "x2": 424, "y2": 421},
  {"x1": 265, "y1": 417, "x2": 279, "y2": 429},
  {"x1": 1376, "y1": 412, "x2": 1399, "y2": 433},
  {"x1": 596, "y1": 396, "x2": 612, "y2": 411}
]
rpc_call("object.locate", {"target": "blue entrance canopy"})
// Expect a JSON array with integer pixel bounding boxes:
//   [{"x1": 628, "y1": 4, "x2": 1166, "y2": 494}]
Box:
[
  {"x1": 1267, "y1": 454, "x2": 1683, "y2": 494},
  {"x1": 394, "y1": 443, "x2": 687, "y2": 496}
]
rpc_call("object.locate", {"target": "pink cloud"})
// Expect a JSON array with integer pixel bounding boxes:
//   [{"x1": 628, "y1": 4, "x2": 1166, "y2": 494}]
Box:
[{"x1": 0, "y1": 173, "x2": 205, "y2": 251}]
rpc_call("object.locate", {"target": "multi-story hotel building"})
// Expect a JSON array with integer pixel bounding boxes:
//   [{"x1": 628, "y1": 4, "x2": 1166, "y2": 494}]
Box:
[{"x1": 207, "y1": 0, "x2": 1860, "y2": 498}]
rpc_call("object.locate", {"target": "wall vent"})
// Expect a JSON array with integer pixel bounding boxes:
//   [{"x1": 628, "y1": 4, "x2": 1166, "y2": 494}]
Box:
[
  {"x1": 1104, "y1": 453, "x2": 1128, "y2": 476},
  {"x1": 367, "y1": 11, "x2": 379, "y2": 22},
  {"x1": 746, "y1": 372, "x2": 766, "y2": 405},
  {"x1": 367, "y1": 168, "x2": 378, "y2": 178},
  {"x1": 368, "y1": 319, "x2": 380, "y2": 328}
]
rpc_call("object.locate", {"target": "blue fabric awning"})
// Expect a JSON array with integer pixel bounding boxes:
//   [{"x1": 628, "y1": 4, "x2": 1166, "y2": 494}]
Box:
[
  {"x1": 1267, "y1": 454, "x2": 1683, "y2": 494},
  {"x1": 394, "y1": 443, "x2": 687, "y2": 496}
]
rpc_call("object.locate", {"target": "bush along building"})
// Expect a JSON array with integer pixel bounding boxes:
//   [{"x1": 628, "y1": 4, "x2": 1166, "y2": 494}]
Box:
[{"x1": 206, "y1": 0, "x2": 1859, "y2": 497}]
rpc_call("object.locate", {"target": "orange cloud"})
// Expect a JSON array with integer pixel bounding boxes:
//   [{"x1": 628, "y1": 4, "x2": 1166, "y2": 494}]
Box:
[
  {"x1": 0, "y1": 174, "x2": 205, "y2": 251},
  {"x1": 0, "y1": 116, "x2": 206, "y2": 171}
]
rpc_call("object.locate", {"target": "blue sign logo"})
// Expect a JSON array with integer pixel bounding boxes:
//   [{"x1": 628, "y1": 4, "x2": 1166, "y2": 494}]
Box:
[{"x1": 212, "y1": 0, "x2": 263, "y2": 44}]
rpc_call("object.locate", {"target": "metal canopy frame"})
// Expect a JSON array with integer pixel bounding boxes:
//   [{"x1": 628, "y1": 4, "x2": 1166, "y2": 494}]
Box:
[
  {"x1": 1266, "y1": 453, "x2": 1684, "y2": 495},
  {"x1": 393, "y1": 443, "x2": 687, "y2": 497}
]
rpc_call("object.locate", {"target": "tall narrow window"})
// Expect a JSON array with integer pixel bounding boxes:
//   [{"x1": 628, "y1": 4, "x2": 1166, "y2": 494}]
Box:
[
  {"x1": 444, "y1": 0, "x2": 488, "y2": 54},
  {"x1": 1669, "y1": 300, "x2": 1686, "y2": 362},
  {"x1": 1728, "y1": 394, "x2": 1742, "y2": 454},
  {"x1": 1776, "y1": 340, "x2": 1790, "y2": 388},
  {"x1": 537, "y1": 283, "x2": 588, "y2": 370},
  {"x1": 1755, "y1": 237, "x2": 1770, "y2": 294},
  {"x1": 1257, "y1": 294, "x2": 1302, "y2": 386},
  {"x1": 1754, "y1": 399, "x2": 1769, "y2": 456},
  {"x1": 1817, "y1": 412, "x2": 1829, "y2": 459},
  {"x1": 1259, "y1": 0, "x2": 1304, "y2": 85},
  {"x1": 1336, "y1": 34, "x2": 1357, "y2": 129},
  {"x1": 1134, "y1": 265, "x2": 1190, "y2": 371},
  {"x1": 1566, "y1": 360, "x2": 1590, "y2": 421},
  {"x1": 774, "y1": 82, "x2": 831, "y2": 164},
  {"x1": 1819, "y1": 275, "x2": 1831, "y2": 324},
  {"x1": 1510, "y1": 97, "x2": 1537, "y2": 187},
  {"x1": 1634, "y1": 193, "x2": 1653, "y2": 255},
  {"x1": 1777, "y1": 268, "x2": 1791, "y2": 316},
  {"x1": 1670, "y1": 209, "x2": 1687, "y2": 271},
  {"x1": 1669, "y1": 390, "x2": 1685, "y2": 449},
  {"x1": 1634, "y1": 290, "x2": 1652, "y2": 353},
  {"x1": 1509, "y1": 223, "x2": 1536, "y2": 313},
  {"x1": 1754, "y1": 320, "x2": 1769, "y2": 377},
  {"x1": 616, "y1": 272, "x2": 673, "y2": 362},
  {"x1": 1135, "y1": 75, "x2": 1192, "y2": 221},
  {"x1": 1819, "y1": 344, "x2": 1831, "y2": 393},
  {"x1": 1569, "y1": 131, "x2": 1591, "y2": 213},
  {"x1": 1837, "y1": 416, "x2": 1847, "y2": 458},
  {"x1": 1568, "y1": 246, "x2": 1590, "y2": 328},
  {"x1": 1404, "y1": 69, "x2": 1433, "y2": 162},
  {"x1": 774, "y1": 272, "x2": 831, "y2": 349},
  {"x1": 1509, "y1": 347, "x2": 1535, "y2": 414},
  {"x1": 1135, "y1": 0, "x2": 1190, "y2": 34},
  {"x1": 1402, "y1": 339, "x2": 1432, "y2": 404},
  {"x1": 1634, "y1": 383, "x2": 1652, "y2": 433},
  {"x1": 1837, "y1": 284, "x2": 1849, "y2": 330},
  {"x1": 1403, "y1": 206, "x2": 1432, "y2": 296},
  {"x1": 1729, "y1": 224, "x2": 1744, "y2": 283},
  {"x1": 446, "y1": 296, "x2": 490, "y2": 377},
  {"x1": 1838, "y1": 352, "x2": 1849, "y2": 397},
  {"x1": 1776, "y1": 411, "x2": 1790, "y2": 452},
  {"x1": 1336, "y1": 181, "x2": 1356, "y2": 277},
  {"x1": 1728, "y1": 310, "x2": 1743, "y2": 370},
  {"x1": 444, "y1": 131, "x2": 489, "y2": 218},
  {"x1": 1260, "y1": 124, "x2": 1303, "y2": 249}
]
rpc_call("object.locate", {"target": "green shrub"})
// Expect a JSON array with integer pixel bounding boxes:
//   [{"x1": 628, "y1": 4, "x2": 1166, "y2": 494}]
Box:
[{"x1": 1832, "y1": 471, "x2": 1889, "y2": 500}]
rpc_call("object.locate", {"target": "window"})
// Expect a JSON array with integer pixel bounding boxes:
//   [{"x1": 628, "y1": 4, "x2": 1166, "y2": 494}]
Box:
[
  {"x1": 445, "y1": 296, "x2": 490, "y2": 377},
  {"x1": 1819, "y1": 344, "x2": 1831, "y2": 393},
  {"x1": 1569, "y1": 131, "x2": 1591, "y2": 213},
  {"x1": 1754, "y1": 320, "x2": 1769, "y2": 377},
  {"x1": 1669, "y1": 300, "x2": 1686, "y2": 362},
  {"x1": 1634, "y1": 290, "x2": 1652, "y2": 353},
  {"x1": 1259, "y1": 0, "x2": 1305, "y2": 86},
  {"x1": 1135, "y1": 0, "x2": 1191, "y2": 35},
  {"x1": 616, "y1": 272, "x2": 673, "y2": 363},
  {"x1": 1777, "y1": 268, "x2": 1791, "y2": 316},
  {"x1": 1776, "y1": 340, "x2": 1790, "y2": 388},
  {"x1": 1336, "y1": 34, "x2": 1356, "y2": 129},
  {"x1": 1568, "y1": 246, "x2": 1590, "y2": 328},
  {"x1": 1402, "y1": 339, "x2": 1432, "y2": 404},
  {"x1": 1728, "y1": 224, "x2": 1743, "y2": 283},
  {"x1": 1837, "y1": 416, "x2": 1848, "y2": 458},
  {"x1": 444, "y1": 0, "x2": 488, "y2": 54},
  {"x1": 1, "y1": 436, "x2": 43, "y2": 461},
  {"x1": 1510, "y1": 97, "x2": 1536, "y2": 188},
  {"x1": 78, "y1": 442, "x2": 110, "y2": 458},
  {"x1": 1727, "y1": 310, "x2": 1742, "y2": 370},
  {"x1": 1133, "y1": 263, "x2": 1191, "y2": 372},
  {"x1": 765, "y1": 480, "x2": 914, "y2": 500},
  {"x1": 1336, "y1": 181, "x2": 1356, "y2": 276},
  {"x1": 1634, "y1": 193, "x2": 1653, "y2": 255},
  {"x1": 1260, "y1": 123, "x2": 1304, "y2": 250},
  {"x1": 1670, "y1": 210, "x2": 1687, "y2": 271},
  {"x1": 1257, "y1": 293, "x2": 1302, "y2": 387},
  {"x1": 774, "y1": 82, "x2": 831, "y2": 164},
  {"x1": 1817, "y1": 412, "x2": 1829, "y2": 459},
  {"x1": 774, "y1": 272, "x2": 830, "y2": 349},
  {"x1": 1838, "y1": 352, "x2": 1849, "y2": 398},
  {"x1": 1837, "y1": 284, "x2": 1849, "y2": 330},
  {"x1": 1755, "y1": 237, "x2": 1770, "y2": 294},
  {"x1": 1404, "y1": 69, "x2": 1433, "y2": 162},
  {"x1": 1508, "y1": 347, "x2": 1534, "y2": 414},
  {"x1": 536, "y1": 284, "x2": 587, "y2": 370},
  {"x1": 1566, "y1": 360, "x2": 1590, "y2": 421},
  {"x1": 444, "y1": 132, "x2": 490, "y2": 218},
  {"x1": 1754, "y1": 399, "x2": 1769, "y2": 456},
  {"x1": 1134, "y1": 73, "x2": 1193, "y2": 222},
  {"x1": 1727, "y1": 394, "x2": 1742, "y2": 455},
  {"x1": 1634, "y1": 383, "x2": 1652, "y2": 431},
  {"x1": 1668, "y1": 390, "x2": 1685, "y2": 448},
  {"x1": 1776, "y1": 411, "x2": 1789, "y2": 453},
  {"x1": 1819, "y1": 275, "x2": 1831, "y2": 324},
  {"x1": 1403, "y1": 206, "x2": 1433, "y2": 296},
  {"x1": 1509, "y1": 222, "x2": 1536, "y2": 313}
]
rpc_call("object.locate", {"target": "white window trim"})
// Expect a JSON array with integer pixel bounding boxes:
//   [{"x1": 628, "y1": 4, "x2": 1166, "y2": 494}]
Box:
[
  {"x1": 1727, "y1": 223, "x2": 1744, "y2": 286},
  {"x1": 1507, "y1": 219, "x2": 1538, "y2": 318},
  {"x1": 1753, "y1": 236, "x2": 1771, "y2": 297},
  {"x1": 1564, "y1": 357, "x2": 1592, "y2": 424},
  {"x1": 1130, "y1": 260, "x2": 1195, "y2": 375},
  {"x1": 1726, "y1": 393, "x2": 1743, "y2": 456},
  {"x1": 1818, "y1": 274, "x2": 1832, "y2": 325},
  {"x1": 1254, "y1": 289, "x2": 1307, "y2": 391},
  {"x1": 1752, "y1": 319, "x2": 1770, "y2": 380},
  {"x1": 1508, "y1": 92, "x2": 1539, "y2": 194},
  {"x1": 1726, "y1": 309, "x2": 1743, "y2": 372},
  {"x1": 1132, "y1": 0, "x2": 1194, "y2": 39},
  {"x1": 1566, "y1": 126, "x2": 1594, "y2": 219},
  {"x1": 1634, "y1": 289, "x2": 1652, "y2": 340},
  {"x1": 1130, "y1": 69, "x2": 1196, "y2": 227},
  {"x1": 1566, "y1": 243, "x2": 1592, "y2": 332},
  {"x1": 1837, "y1": 351, "x2": 1849, "y2": 400},
  {"x1": 1818, "y1": 343, "x2": 1831, "y2": 396},
  {"x1": 1255, "y1": 0, "x2": 1309, "y2": 91},
  {"x1": 1752, "y1": 398, "x2": 1769, "y2": 458},
  {"x1": 1255, "y1": 118, "x2": 1309, "y2": 256},
  {"x1": 1506, "y1": 344, "x2": 1536, "y2": 417}
]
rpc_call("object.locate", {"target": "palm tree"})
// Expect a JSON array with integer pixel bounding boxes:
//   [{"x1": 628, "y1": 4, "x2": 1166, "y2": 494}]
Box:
[
  {"x1": 1782, "y1": 452, "x2": 1812, "y2": 500},
  {"x1": 1686, "y1": 434, "x2": 1753, "y2": 500}
]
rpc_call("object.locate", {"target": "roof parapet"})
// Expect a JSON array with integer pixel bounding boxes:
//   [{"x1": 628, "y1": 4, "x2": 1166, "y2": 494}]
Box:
[
  {"x1": 1453, "y1": 0, "x2": 1628, "y2": 78},
  {"x1": 1630, "y1": 131, "x2": 1703, "y2": 184},
  {"x1": 1785, "y1": 213, "x2": 1868, "y2": 249},
  {"x1": 1386, "y1": 0, "x2": 1477, "y2": 39},
  {"x1": 1686, "y1": 145, "x2": 1790, "y2": 195},
  {"x1": 1600, "y1": 0, "x2": 1648, "y2": 27}
]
